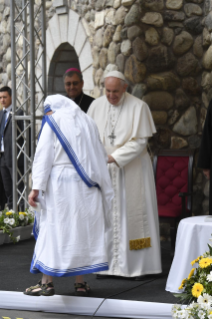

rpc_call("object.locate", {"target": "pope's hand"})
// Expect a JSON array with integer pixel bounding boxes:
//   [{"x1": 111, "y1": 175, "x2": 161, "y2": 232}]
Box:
[
  {"x1": 28, "y1": 189, "x2": 39, "y2": 207},
  {"x1": 108, "y1": 155, "x2": 115, "y2": 163}
]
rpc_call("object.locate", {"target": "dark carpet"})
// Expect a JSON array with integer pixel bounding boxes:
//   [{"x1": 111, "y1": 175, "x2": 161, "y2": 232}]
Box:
[{"x1": 0, "y1": 237, "x2": 178, "y2": 304}]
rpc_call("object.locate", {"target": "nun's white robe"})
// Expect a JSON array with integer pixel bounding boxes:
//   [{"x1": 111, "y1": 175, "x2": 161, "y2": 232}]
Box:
[{"x1": 30, "y1": 104, "x2": 113, "y2": 277}]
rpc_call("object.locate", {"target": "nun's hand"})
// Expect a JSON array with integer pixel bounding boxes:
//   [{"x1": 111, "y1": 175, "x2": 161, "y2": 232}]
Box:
[{"x1": 28, "y1": 189, "x2": 39, "y2": 207}]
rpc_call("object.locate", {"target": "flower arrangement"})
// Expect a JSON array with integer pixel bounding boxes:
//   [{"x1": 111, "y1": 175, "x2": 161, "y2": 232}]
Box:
[
  {"x1": 172, "y1": 239, "x2": 212, "y2": 319},
  {"x1": 0, "y1": 208, "x2": 34, "y2": 243}
]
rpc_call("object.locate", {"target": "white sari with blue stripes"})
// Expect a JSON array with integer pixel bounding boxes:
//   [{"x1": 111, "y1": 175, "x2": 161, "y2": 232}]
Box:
[{"x1": 30, "y1": 97, "x2": 113, "y2": 277}]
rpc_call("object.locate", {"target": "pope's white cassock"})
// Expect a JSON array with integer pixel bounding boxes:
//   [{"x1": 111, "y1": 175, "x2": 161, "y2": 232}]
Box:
[
  {"x1": 30, "y1": 95, "x2": 113, "y2": 277},
  {"x1": 88, "y1": 91, "x2": 162, "y2": 277}
]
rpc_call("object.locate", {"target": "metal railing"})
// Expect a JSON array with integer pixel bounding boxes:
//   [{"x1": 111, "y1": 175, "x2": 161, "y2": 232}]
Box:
[{"x1": 10, "y1": 0, "x2": 46, "y2": 211}]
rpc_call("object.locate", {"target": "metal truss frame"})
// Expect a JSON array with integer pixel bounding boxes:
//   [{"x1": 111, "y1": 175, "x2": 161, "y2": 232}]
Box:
[{"x1": 10, "y1": 0, "x2": 46, "y2": 211}]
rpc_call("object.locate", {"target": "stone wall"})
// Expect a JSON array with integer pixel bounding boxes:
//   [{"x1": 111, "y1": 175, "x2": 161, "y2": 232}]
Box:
[{"x1": 0, "y1": 0, "x2": 211, "y2": 221}]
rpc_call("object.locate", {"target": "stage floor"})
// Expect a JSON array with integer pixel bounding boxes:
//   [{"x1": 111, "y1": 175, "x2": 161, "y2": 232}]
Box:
[{"x1": 0, "y1": 237, "x2": 178, "y2": 318}]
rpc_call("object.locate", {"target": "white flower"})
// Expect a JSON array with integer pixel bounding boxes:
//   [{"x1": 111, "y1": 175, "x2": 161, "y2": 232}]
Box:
[
  {"x1": 207, "y1": 271, "x2": 212, "y2": 282},
  {"x1": 208, "y1": 315, "x2": 212, "y2": 319},
  {"x1": 8, "y1": 218, "x2": 15, "y2": 226},
  {"x1": 177, "y1": 310, "x2": 186, "y2": 319},
  {"x1": 0, "y1": 211, "x2": 2, "y2": 217},
  {"x1": 25, "y1": 217, "x2": 29, "y2": 224},
  {"x1": 198, "y1": 293, "x2": 212, "y2": 305},
  {"x1": 19, "y1": 214, "x2": 24, "y2": 220},
  {"x1": 9, "y1": 209, "x2": 15, "y2": 213},
  {"x1": 198, "y1": 310, "x2": 205, "y2": 319},
  {"x1": 16, "y1": 235, "x2": 20, "y2": 242},
  {"x1": 4, "y1": 218, "x2": 9, "y2": 224}
]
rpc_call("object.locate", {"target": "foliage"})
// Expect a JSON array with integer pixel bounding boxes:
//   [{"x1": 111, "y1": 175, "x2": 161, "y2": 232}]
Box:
[{"x1": 0, "y1": 208, "x2": 34, "y2": 243}]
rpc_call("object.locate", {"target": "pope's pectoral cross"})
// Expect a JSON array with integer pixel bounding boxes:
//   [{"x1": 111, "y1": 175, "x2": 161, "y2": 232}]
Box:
[{"x1": 108, "y1": 131, "x2": 116, "y2": 145}]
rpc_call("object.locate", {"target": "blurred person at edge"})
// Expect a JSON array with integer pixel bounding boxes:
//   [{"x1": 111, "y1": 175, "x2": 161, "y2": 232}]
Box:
[{"x1": 0, "y1": 86, "x2": 24, "y2": 211}]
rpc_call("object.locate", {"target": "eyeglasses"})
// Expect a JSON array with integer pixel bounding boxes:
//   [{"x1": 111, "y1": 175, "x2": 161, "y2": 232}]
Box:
[{"x1": 65, "y1": 81, "x2": 81, "y2": 87}]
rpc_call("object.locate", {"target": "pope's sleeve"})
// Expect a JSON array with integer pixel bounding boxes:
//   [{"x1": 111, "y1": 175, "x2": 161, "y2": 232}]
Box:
[
  {"x1": 111, "y1": 138, "x2": 148, "y2": 168},
  {"x1": 32, "y1": 123, "x2": 55, "y2": 191},
  {"x1": 197, "y1": 100, "x2": 212, "y2": 169}
]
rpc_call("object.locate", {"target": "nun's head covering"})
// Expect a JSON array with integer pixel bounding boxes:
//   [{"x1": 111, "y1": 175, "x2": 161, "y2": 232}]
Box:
[{"x1": 43, "y1": 94, "x2": 78, "y2": 114}]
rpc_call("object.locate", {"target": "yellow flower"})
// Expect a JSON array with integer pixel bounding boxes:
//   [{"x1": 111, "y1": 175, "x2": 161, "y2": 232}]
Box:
[
  {"x1": 188, "y1": 268, "x2": 195, "y2": 279},
  {"x1": 191, "y1": 256, "x2": 200, "y2": 266},
  {"x1": 210, "y1": 311, "x2": 212, "y2": 315},
  {"x1": 19, "y1": 212, "x2": 27, "y2": 216},
  {"x1": 6, "y1": 212, "x2": 12, "y2": 216},
  {"x1": 192, "y1": 283, "x2": 204, "y2": 298},
  {"x1": 178, "y1": 278, "x2": 187, "y2": 290},
  {"x1": 199, "y1": 257, "x2": 212, "y2": 268}
]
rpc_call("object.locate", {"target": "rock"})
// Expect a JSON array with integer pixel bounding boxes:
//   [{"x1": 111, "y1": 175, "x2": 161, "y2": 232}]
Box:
[
  {"x1": 184, "y1": 17, "x2": 203, "y2": 35},
  {"x1": 95, "y1": 0, "x2": 105, "y2": 11},
  {"x1": 182, "y1": 77, "x2": 201, "y2": 95},
  {"x1": 158, "y1": 128, "x2": 171, "y2": 147},
  {"x1": 200, "y1": 107, "x2": 207, "y2": 129},
  {"x1": 202, "y1": 92, "x2": 209, "y2": 108},
  {"x1": 164, "y1": 10, "x2": 185, "y2": 21},
  {"x1": 114, "y1": 6, "x2": 127, "y2": 25},
  {"x1": 108, "y1": 42, "x2": 120, "y2": 63},
  {"x1": 147, "y1": 72, "x2": 180, "y2": 91},
  {"x1": 168, "y1": 22, "x2": 184, "y2": 27},
  {"x1": 143, "y1": 91, "x2": 173, "y2": 110},
  {"x1": 116, "y1": 53, "x2": 126, "y2": 72},
  {"x1": 173, "y1": 106, "x2": 197, "y2": 136},
  {"x1": 168, "y1": 110, "x2": 179, "y2": 125},
  {"x1": 106, "y1": 0, "x2": 114, "y2": 6},
  {"x1": 203, "y1": 28, "x2": 211, "y2": 48},
  {"x1": 93, "y1": 47, "x2": 100, "y2": 68},
  {"x1": 184, "y1": 3, "x2": 202, "y2": 17},
  {"x1": 124, "y1": 4, "x2": 140, "y2": 26},
  {"x1": 143, "y1": 0, "x2": 164, "y2": 11},
  {"x1": 175, "y1": 88, "x2": 190, "y2": 109},
  {"x1": 132, "y1": 83, "x2": 147, "y2": 99},
  {"x1": 173, "y1": 31, "x2": 194, "y2": 56},
  {"x1": 166, "y1": 0, "x2": 183, "y2": 10},
  {"x1": 204, "y1": 181, "x2": 210, "y2": 197},
  {"x1": 6, "y1": 63, "x2": 11, "y2": 80},
  {"x1": 124, "y1": 55, "x2": 146, "y2": 83},
  {"x1": 141, "y1": 12, "x2": 163, "y2": 27},
  {"x1": 127, "y1": 26, "x2": 142, "y2": 41},
  {"x1": 121, "y1": 27, "x2": 128, "y2": 39},
  {"x1": 113, "y1": 0, "x2": 121, "y2": 9},
  {"x1": 201, "y1": 72, "x2": 212, "y2": 91},
  {"x1": 105, "y1": 8, "x2": 115, "y2": 24},
  {"x1": 188, "y1": 135, "x2": 201, "y2": 149},
  {"x1": 0, "y1": 20, "x2": 7, "y2": 33},
  {"x1": 103, "y1": 25, "x2": 115, "y2": 47},
  {"x1": 175, "y1": 27, "x2": 183, "y2": 35},
  {"x1": 145, "y1": 27, "x2": 159, "y2": 46},
  {"x1": 121, "y1": 39, "x2": 132, "y2": 56},
  {"x1": 205, "y1": 12, "x2": 212, "y2": 32},
  {"x1": 95, "y1": 11, "x2": 105, "y2": 29},
  {"x1": 3, "y1": 6, "x2": 9, "y2": 19},
  {"x1": 193, "y1": 35, "x2": 203, "y2": 58},
  {"x1": 94, "y1": 28, "x2": 103, "y2": 47},
  {"x1": 161, "y1": 27, "x2": 174, "y2": 46},
  {"x1": 146, "y1": 45, "x2": 176, "y2": 72},
  {"x1": 104, "y1": 64, "x2": 118, "y2": 76},
  {"x1": 122, "y1": 0, "x2": 135, "y2": 5},
  {"x1": 152, "y1": 111, "x2": 167, "y2": 124},
  {"x1": 5, "y1": 47, "x2": 11, "y2": 62},
  {"x1": 113, "y1": 25, "x2": 122, "y2": 42},
  {"x1": 185, "y1": 0, "x2": 203, "y2": 3},
  {"x1": 176, "y1": 52, "x2": 200, "y2": 77},
  {"x1": 94, "y1": 68, "x2": 104, "y2": 86},
  {"x1": 132, "y1": 37, "x2": 148, "y2": 61},
  {"x1": 202, "y1": 45, "x2": 212, "y2": 70},
  {"x1": 92, "y1": 86, "x2": 101, "y2": 98},
  {"x1": 99, "y1": 48, "x2": 108, "y2": 69},
  {"x1": 171, "y1": 136, "x2": 188, "y2": 149}
]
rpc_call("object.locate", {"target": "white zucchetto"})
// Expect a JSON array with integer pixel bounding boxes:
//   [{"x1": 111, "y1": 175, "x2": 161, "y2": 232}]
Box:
[{"x1": 104, "y1": 71, "x2": 126, "y2": 82}]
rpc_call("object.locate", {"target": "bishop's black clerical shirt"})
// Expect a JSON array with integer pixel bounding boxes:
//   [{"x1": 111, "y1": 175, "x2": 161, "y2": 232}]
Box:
[{"x1": 67, "y1": 92, "x2": 94, "y2": 113}]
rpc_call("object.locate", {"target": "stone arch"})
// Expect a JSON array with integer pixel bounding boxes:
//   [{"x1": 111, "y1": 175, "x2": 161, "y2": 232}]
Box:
[{"x1": 36, "y1": 9, "x2": 94, "y2": 104}]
